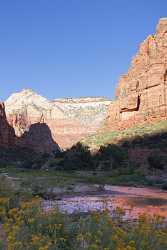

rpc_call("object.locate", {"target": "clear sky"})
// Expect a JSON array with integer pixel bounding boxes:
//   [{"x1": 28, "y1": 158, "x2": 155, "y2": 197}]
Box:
[{"x1": 0, "y1": 0, "x2": 167, "y2": 100}]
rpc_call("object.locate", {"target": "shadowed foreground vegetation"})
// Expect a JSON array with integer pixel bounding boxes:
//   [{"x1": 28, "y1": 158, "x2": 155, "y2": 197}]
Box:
[{"x1": 1, "y1": 121, "x2": 167, "y2": 191}]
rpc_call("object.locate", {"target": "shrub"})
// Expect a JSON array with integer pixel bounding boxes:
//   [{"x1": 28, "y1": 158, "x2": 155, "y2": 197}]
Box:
[
  {"x1": 96, "y1": 144, "x2": 129, "y2": 170},
  {"x1": 148, "y1": 154, "x2": 167, "y2": 170},
  {"x1": 0, "y1": 175, "x2": 15, "y2": 197},
  {"x1": 0, "y1": 197, "x2": 167, "y2": 250},
  {"x1": 0, "y1": 238, "x2": 5, "y2": 250},
  {"x1": 62, "y1": 143, "x2": 93, "y2": 170}
]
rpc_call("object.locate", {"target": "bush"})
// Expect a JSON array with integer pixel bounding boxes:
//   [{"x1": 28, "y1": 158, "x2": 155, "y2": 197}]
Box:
[
  {"x1": 61, "y1": 143, "x2": 93, "y2": 170},
  {"x1": 0, "y1": 175, "x2": 16, "y2": 196},
  {"x1": 148, "y1": 154, "x2": 167, "y2": 170},
  {"x1": 0, "y1": 239, "x2": 5, "y2": 250},
  {"x1": 0, "y1": 197, "x2": 167, "y2": 250},
  {"x1": 95, "y1": 144, "x2": 129, "y2": 170}
]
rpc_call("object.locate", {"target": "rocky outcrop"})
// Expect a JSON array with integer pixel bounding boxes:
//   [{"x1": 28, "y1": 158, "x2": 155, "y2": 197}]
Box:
[
  {"x1": 5, "y1": 89, "x2": 111, "y2": 149},
  {"x1": 0, "y1": 101, "x2": 58, "y2": 154},
  {"x1": 17, "y1": 123, "x2": 60, "y2": 154},
  {"x1": 107, "y1": 18, "x2": 167, "y2": 129},
  {"x1": 0, "y1": 102, "x2": 15, "y2": 147}
]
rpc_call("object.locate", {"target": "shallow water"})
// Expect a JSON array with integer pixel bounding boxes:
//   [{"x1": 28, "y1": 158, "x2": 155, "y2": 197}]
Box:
[{"x1": 43, "y1": 185, "x2": 167, "y2": 220}]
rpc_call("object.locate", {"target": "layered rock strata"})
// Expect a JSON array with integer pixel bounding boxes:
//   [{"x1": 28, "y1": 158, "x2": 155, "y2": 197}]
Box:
[
  {"x1": 4, "y1": 18, "x2": 167, "y2": 151},
  {"x1": 5, "y1": 89, "x2": 111, "y2": 149},
  {"x1": 107, "y1": 18, "x2": 167, "y2": 129}
]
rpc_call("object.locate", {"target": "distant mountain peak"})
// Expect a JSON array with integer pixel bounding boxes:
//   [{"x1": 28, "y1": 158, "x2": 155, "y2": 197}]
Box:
[
  {"x1": 22, "y1": 88, "x2": 35, "y2": 93},
  {"x1": 19, "y1": 88, "x2": 40, "y2": 97}
]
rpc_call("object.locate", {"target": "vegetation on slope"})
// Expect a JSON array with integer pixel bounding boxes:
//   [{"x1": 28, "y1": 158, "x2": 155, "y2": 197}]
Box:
[
  {"x1": 1, "y1": 120, "x2": 167, "y2": 190},
  {"x1": 82, "y1": 120, "x2": 167, "y2": 149}
]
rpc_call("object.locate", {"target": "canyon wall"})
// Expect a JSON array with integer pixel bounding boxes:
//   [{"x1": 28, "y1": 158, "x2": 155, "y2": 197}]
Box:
[
  {"x1": 0, "y1": 101, "x2": 59, "y2": 154},
  {"x1": 5, "y1": 90, "x2": 111, "y2": 149},
  {"x1": 107, "y1": 18, "x2": 167, "y2": 129},
  {"x1": 0, "y1": 102, "x2": 15, "y2": 147},
  {"x1": 3, "y1": 18, "x2": 167, "y2": 152}
]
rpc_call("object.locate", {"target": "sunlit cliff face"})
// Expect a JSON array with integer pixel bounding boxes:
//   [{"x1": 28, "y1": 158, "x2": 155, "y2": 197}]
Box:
[
  {"x1": 5, "y1": 89, "x2": 111, "y2": 149},
  {"x1": 107, "y1": 18, "x2": 167, "y2": 130}
]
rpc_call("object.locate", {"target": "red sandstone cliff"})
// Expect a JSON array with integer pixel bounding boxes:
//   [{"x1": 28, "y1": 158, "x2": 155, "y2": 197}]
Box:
[
  {"x1": 0, "y1": 102, "x2": 15, "y2": 147},
  {"x1": 4, "y1": 18, "x2": 167, "y2": 151},
  {"x1": 0, "y1": 101, "x2": 59, "y2": 154},
  {"x1": 107, "y1": 18, "x2": 167, "y2": 129},
  {"x1": 5, "y1": 89, "x2": 111, "y2": 149}
]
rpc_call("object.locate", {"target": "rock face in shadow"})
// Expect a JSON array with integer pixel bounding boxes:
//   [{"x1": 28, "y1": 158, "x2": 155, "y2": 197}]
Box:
[
  {"x1": 0, "y1": 102, "x2": 15, "y2": 147},
  {"x1": 0, "y1": 102, "x2": 60, "y2": 155},
  {"x1": 17, "y1": 123, "x2": 60, "y2": 154},
  {"x1": 5, "y1": 89, "x2": 111, "y2": 149},
  {"x1": 107, "y1": 18, "x2": 167, "y2": 129}
]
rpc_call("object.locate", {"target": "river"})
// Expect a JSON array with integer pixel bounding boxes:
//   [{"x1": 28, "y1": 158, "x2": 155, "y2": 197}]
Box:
[{"x1": 43, "y1": 185, "x2": 167, "y2": 220}]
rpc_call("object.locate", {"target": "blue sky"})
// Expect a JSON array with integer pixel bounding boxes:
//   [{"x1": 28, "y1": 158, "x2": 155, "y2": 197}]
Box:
[{"x1": 0, "y1": 0, "x2": 167, "y2": 100}]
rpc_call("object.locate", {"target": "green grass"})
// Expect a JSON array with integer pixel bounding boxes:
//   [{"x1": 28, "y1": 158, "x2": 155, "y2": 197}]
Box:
[
  {"x1": 0, "y1": 166, "x2": 159, "y2": 196},
  {"x1": 82, "y1": 120, "x2": 167, "y2": 148}
]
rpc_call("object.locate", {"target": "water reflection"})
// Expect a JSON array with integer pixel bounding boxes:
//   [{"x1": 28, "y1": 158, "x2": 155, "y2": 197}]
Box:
[{"x1": 43, "y1": 186, "x2": 167, "y2": 220}]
